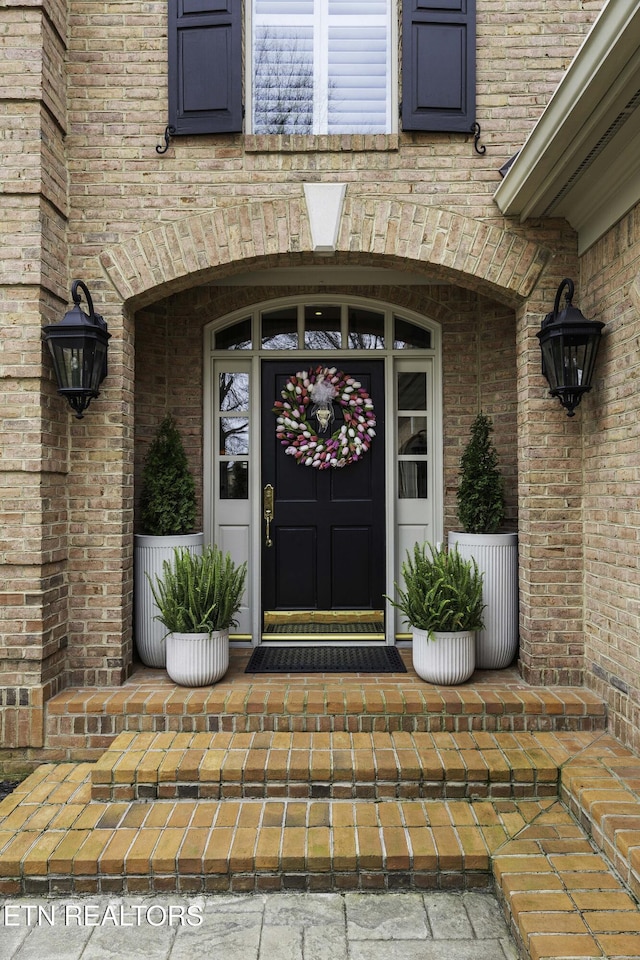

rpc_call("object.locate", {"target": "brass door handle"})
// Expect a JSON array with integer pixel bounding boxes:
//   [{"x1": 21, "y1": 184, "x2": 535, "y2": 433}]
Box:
[{"x1": 264, "y1": 484, "x2": 274, "y2": 547}]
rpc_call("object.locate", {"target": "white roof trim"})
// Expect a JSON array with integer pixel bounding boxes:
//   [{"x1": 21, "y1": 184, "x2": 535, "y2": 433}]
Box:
[{"x1": 494, "y1": 0, "x2": 640, "y2": 251}]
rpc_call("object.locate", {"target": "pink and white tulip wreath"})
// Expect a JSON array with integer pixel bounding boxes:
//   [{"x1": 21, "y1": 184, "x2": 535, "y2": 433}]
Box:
[{"x1": 273, "y1": 366, "x2": 376, "y2": 469}]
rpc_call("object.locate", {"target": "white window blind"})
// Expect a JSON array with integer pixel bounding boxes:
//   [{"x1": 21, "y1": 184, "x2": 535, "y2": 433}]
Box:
[
  {"x1": 256, "y1": 0, "x2": 314, "y2": 13},
  {"x1": 252, "y1": 0, "x2": 391, "y2": 134}
]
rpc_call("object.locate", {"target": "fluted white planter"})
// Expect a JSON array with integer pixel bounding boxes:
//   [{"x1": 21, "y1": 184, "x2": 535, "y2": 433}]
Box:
[
  {"x1": 165, "y1": 630, "x2": 229, "y2": 686},
  {"x1": 134, "y1": 532, "x2": 204, "y2": 667},
  {"x1": 412, "y1": 629, "x2": 476, "y2": 684},
  {"x1": 448, "y1": 531, "x2": 519, "y2": 669}
]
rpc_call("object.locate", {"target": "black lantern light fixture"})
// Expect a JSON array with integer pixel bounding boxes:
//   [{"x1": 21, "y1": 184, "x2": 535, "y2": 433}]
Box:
[
  {"x1": 537, "y1": 278, "x2": 604, "y2": 417},
  {"x1": 43, "y1": 280, "x2": 111, "y2": 419}
]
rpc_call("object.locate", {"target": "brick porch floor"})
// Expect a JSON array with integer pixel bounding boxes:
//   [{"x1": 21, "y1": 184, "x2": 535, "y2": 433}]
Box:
[
  {"x1": 43, "y1": 650, "x2": 606, "y2": 765},
  {"x1": 2, "y1": 650, "x2": 640, "y2": 958}
]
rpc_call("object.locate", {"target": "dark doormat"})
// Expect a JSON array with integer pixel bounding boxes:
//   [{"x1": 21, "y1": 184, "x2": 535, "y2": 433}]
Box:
[
  {"x1": 245, "y1": 645, "x2": 407, "y2": 674},
  {"x1": 263, "y1": 621, "x2": 384, "y2": 634}
]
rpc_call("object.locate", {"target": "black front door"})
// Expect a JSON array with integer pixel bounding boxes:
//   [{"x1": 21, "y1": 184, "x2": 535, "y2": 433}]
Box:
[{"x1": 261, "y1": 360, "x2": 385, "y2": 630}]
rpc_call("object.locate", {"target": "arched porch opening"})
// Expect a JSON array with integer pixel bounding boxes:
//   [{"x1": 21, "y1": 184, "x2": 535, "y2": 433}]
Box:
[{"x1": 31, "y1": 197, "x2": 576, "y2": 716}]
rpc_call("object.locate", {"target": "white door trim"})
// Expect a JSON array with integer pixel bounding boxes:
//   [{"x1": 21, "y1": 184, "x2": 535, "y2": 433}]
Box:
[{"x1": 203, "y1": 295, "x2": 442, "y2": 647}]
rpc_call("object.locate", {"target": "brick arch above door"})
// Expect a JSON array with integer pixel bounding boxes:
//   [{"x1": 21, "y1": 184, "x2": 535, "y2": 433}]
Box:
[{"x1": 98, "y1": 196, "x2": 553, "y2": 310}]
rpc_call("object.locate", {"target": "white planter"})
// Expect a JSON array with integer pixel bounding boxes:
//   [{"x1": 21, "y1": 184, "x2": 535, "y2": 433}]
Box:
[
  {"x1": 448, "y1": 531, "x2": 518, "y2": 669},
  {"x1": 412, "y1": 628, "x2": 476, "y2": 685},
  {"x1": 134, "y1": 532, "x2": 204, "y2": 667},
  {"x1": 165, "y1": 630, "x2": 230, "y2": 686}
]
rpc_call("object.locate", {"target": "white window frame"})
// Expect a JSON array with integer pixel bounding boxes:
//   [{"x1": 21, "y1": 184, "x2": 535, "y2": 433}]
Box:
[{"x1": 247, "y1": 0, "x2": 398, "y2": 135}]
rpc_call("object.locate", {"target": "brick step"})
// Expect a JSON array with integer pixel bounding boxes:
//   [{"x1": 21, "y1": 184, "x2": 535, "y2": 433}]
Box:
[
  {"x1": 560, "y1": 735, "x2": 640, "y2": 904},
  {"x1": 42, "y1": 656, "x2": 607, "y2": 763},
  {"x1": 495, "y1": 734, "x2": 640, "y2": 960},
  {"x1": 495, "y1": 799, "x2": 640, "y2": 960},
  {"x1": 0, "y1": 760, "x2": 550, "y2": 897},
  {"x1": 89, "y1": 730, "x2": 561, "y2": 803},
  {"x1": 4, "y1": 735, "x2": 640, "y2": 959}
]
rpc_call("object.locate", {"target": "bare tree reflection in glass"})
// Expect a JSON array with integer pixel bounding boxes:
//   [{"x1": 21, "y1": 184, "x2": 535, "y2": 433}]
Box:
[
  {"x1": 219, "y1": 372, "x2": 249, "y2": 412},
  {"x1": 254, "y1": 28, "x2": 314, "y2": 134}
]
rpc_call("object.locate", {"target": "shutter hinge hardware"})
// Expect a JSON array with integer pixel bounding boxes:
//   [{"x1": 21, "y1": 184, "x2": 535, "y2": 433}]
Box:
[
  {"x1": 156, "y1": 125, "x2": 176, "y2": 156},
  {"x1": 471, "y1": 122, "x2": 486, "y2": 156}
]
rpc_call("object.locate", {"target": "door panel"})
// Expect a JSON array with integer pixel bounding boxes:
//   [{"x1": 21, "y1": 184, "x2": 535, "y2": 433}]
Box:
[
  {"x1": 275, "y1": 527, "x2": 317, "y2": 608},
  {"x1": 331, "y1": 527, "x2": 372, "y2": 608},
  {"x1": 261, "y1": 360, "x2": 385, "y2": 621}
]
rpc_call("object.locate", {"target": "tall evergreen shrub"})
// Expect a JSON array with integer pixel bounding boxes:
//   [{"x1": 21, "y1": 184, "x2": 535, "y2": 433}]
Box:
[
  {"x1": 139, "y1": 415, "x2": 197, "y2": 536},
  {"x1": 457, "y1": 413, "x2": 504, "y2": 535}
]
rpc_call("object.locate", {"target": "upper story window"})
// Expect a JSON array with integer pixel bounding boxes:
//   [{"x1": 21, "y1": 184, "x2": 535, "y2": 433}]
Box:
[
  {"x1": 168, "y1": 1, "x2": 475, "y2": 138},
  {"x1": 251, "y1": 0, "x2": 392, "y2": 134}
]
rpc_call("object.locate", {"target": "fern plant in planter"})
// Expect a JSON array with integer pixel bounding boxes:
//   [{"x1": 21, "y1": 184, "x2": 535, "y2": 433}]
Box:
[
  {"x1": 134, "y1": 415, "x2": 203, "y2": 668},
  {"x1": 150, "y1": 546, "x2": 247, "y2": 686},
  {"x1": 448, "y1": 412, "x2": 519, "y2": 670},
  {"x1": 389, "y1": 543, "x2": 484, "y2": 684}
]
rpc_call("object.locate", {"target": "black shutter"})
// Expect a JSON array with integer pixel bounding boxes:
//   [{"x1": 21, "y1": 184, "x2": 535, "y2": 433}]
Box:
[
  {"x1": 168, "y1": 0, "x2": 242, "y2": 135},
  {"x1": 402, "y1": 0, "x2": 475, "y2": 133}
]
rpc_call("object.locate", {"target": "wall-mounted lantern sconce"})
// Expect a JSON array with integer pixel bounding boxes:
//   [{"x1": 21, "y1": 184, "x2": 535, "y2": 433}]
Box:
[
  {"x1": 536, "y1": 278, "x2": 604, "y2": 417},
  {"x1": 43, "y1": 280, "x2": 111, "y2": 419}
]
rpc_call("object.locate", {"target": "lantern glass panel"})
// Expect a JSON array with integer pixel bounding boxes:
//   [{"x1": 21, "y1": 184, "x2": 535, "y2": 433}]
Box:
[
  {"x1": 581, "y1": 338, "x2": 599, "y2": 384},
  {"x1": 89, "y1": 341, "x2": 107, "y2": 392},
  {"x1": 563, "y1": 333, "x2": 595, "y2": 388},
  {"x1": 543, "y1": 330, "x2": 601, "y2": 393},
  {"x1": 541, "y1": 336, "x2": 564, "y2": 391},
  {"x1": 49, "y1": 341, "x2": 83, "y2": 389}
]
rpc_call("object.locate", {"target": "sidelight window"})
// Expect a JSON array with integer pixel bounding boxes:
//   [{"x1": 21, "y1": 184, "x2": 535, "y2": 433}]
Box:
[
  {"x1": 218, "y1": 370, "x2": 250, "y2": 499},
  {"x1": 397, "y1": 370, "x2": 429, "y2": 500}
]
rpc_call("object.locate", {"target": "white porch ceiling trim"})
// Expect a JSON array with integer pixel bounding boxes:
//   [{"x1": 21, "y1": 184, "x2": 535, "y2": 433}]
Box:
[{"x1": 494, "y1": 0, "x2": 640, "y2": 254}]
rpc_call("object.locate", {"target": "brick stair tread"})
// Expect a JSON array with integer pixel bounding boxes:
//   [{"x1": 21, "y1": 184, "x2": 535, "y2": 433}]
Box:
[
  {"x1": 4, "y1": 734, "x2": 640, "y2": 958},
  {"x1": 42, "y1": 657, "x2": 607, "y2": 763},
  {"x1": 48, "y1": 684, "x2": 606, "y2": 721},
  {"x1": 1, "y1": 761, "x2": 540, "y2": 893},
  {"x1": 2, "y1": 800, "x2": 497, "y2": 887},
  {"x1": 89, "y1": 730, "x2": 562, "y2": 802},
  {"x1": 560, "y1": 737, "x2": 640, "y2": 904},
  {"x1": 495, "y1": 800, "x2": 640, "y2": 960}
]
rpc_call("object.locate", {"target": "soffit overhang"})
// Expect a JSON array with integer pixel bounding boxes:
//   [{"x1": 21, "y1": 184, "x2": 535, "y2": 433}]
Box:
[{"x1": 494, "y1": 0, "x2": 640, "y2": 254}]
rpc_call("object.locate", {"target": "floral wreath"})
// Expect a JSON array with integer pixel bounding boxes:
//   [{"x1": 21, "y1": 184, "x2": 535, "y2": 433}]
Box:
[{"x1": 273, "y1": 366, "x2": 376, "y2": 469}]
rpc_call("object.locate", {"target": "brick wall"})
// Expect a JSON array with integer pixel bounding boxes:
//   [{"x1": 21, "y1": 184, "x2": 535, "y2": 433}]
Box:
[
  {"x1": 0, "y1": 0, "x2": 610, "y2": 751},
  {"x1": 580, "y1": 203, "x2": 640, "y2": 752},
  {"x1": 0, "y1": 0, "x2": 69, "y2": 747}
]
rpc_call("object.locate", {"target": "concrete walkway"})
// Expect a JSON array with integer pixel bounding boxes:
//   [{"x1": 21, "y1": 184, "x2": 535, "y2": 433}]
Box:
[{"x1": 0, "y1": 891, "x2": 518, "y2": 959}]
